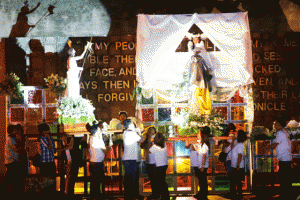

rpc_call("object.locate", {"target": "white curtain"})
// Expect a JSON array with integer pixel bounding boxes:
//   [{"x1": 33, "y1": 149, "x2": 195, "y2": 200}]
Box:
[{"x1": 136, "y1": 12, "x2": 253, "y2": 90}]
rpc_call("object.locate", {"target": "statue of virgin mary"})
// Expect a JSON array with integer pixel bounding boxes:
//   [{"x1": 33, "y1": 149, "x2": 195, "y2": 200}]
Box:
[{"x1": 187, "y1": 37, "x2": 213, "y2": 115}]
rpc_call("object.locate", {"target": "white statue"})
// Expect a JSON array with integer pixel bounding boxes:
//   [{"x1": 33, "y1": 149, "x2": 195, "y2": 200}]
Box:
[{"x1": 66, "y1": 44, "x2": 88, "y2": 98}]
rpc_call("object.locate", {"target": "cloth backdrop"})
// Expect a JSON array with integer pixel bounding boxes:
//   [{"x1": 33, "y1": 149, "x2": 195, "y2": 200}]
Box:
[{"x1": 136, "y1": 12, "x2": 253, "y2": 90}]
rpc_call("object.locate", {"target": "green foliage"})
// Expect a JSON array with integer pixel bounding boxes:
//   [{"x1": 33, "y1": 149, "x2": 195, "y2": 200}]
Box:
[{"x1": 0, "y1": 73, "x2": 24, "y2": 104}]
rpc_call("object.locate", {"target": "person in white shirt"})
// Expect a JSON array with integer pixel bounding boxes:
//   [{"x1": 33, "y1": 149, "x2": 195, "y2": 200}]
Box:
[
  {"x1": 185, "y1": 134, "x2": 200, "y2": 198},
  {"x1": 149, "y1": 132, "x2": 170, "y2": 200},
  {"x1": 122, "y1": 119, "x2": 144, "y2": 200},
  {"x1": 230, "y1": 130, "x2": 247, "y2": 199},
  {"x1": 266, "y1": 116, "x2": 292, "y2": 198},
  {"x1": 190, "y1": 126, "x2": 210, "y2": 200},
  {"x1": 87, "y1": 121, "x2": 111, "y2": 200}
]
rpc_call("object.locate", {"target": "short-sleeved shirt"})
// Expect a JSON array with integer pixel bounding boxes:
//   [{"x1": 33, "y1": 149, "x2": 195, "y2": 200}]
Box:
[
  {"x1": 149, "y1": 144, "x2": 168, "y2": 167},
  {"x1": 189, "y1": 146, "x2": 199, "y2": 167},
  {"x1": 89, "y1": 131, "x2": 106, "y2": 162},
  {"x1": 275, "y1": 129, "x2": 292, "y2": 161},
  {"x1": 225, "y1": 139, "x2": 238, "y2": 161},
  {"x1": 40, "y1": 136, "x2": 55, "y2": 163},
  {"x1": 195, "y1": 143, "x2": 209, "y2": 168},
  {"x1": 231, "y1": 143, "x2": 244, "y2": 168},
  {"x1": 122, "y1": 129, "x2": 142, "y2": 162},
  {"x1": 5, "y1": 136, "x2": 19, "y2": 164}
]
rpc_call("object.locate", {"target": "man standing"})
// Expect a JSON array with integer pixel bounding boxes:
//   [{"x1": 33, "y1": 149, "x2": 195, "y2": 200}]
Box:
[
  {"x1": 267, "y1": 116, "x2": 292, "y2": 198},
  {"x1": 122, "y1": 119, "x2": 143, "y2": 200}
]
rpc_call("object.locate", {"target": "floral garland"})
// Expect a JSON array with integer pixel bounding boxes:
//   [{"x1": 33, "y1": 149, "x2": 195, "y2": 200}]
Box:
[
  {"x1": 171, "y1": 109, "x2": 224, "y2": 137},
  {"x1": 44, "y1": 74, "x2": 67, "y2": 97},
  {"x1": 56, "y1": 96, "x2": 96, "y2": 124},
  {"x1": 0, "y1": 73, "x2": 24, "y2": 103}
]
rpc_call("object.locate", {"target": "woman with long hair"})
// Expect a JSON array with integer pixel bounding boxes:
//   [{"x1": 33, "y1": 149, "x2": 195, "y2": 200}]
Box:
[
  {"x1": 140, "y1": 126, "x2": 157, "y2": 199},
  {"x1": 230, "y1": 130, "x2": 247, "y2": 199},
  {"x1": 193, "y1": 126, "x2": 210, "y2": 200},
  {"x1": 149, "y1": 132, "x2": 170, "y2": 200}
]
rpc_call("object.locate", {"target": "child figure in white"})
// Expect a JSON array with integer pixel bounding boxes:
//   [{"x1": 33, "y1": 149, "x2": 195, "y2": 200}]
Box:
[
  {"x1": 149, "y1": 132, "x2": 170, "y2": 200},
  {"x1": 230, "y1": 130, "x2": 247, "y2": 199}
]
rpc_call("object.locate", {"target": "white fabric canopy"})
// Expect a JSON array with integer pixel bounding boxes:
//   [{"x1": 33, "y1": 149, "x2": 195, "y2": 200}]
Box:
[{"x1": 136, "y1": 12, "x2": 253, "y2": 90}]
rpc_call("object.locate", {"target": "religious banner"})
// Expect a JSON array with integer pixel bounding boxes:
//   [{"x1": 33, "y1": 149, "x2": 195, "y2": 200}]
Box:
[{"x1": 252, "y1": 32, "x2": 300, "y2": 129}]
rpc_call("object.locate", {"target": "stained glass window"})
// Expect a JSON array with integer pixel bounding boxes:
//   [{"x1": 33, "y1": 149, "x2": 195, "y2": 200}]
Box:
[
  {"x1": 177, "y1": 176, "x2": 192, "y2": 191},
  {"x1": 141, "y1": 108, "x2": 154, "y2": 122},
  {"x1": 158, "y1": 107, "x2": 171, "y2": 121},
  {"x1": 175, "y1": 141, "x2": 189, "y2": 157},
  {"x1": 176, "y1": 158, "x2": 191, "y2": 174}
]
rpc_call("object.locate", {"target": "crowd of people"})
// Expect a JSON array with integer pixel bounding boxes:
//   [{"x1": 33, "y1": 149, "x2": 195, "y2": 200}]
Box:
[{"x1": 2, "y1": 113, "x2": 295, "y2": 200}]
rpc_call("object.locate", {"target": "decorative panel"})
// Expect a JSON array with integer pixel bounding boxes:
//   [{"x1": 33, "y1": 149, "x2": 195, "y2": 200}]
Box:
[
  {"x1": 46, "y1": 107, "x2": 58, "y2": 121},
  {"x1": 158, "y1": 107, "x2": 171, "y2": 121},
  {"x1": 74, "y1": 182, "x2": 84, "y2": 194},
  {"x1": 104, "y1": 178, "x2": 122, "y2": 193},
  {"x1": 231, "y1": 106, "x2": 245, "y2": 121},
  {"x1": 176, "y1": 158, "x2": 191, "y2": 174},
  {"x1": 141, "y1": 108, "x2": 154, "y2": 122},
  {"x1": 10, "y1": 107, "x2": 25, "y2": 122},
  {"x1": 27, "y1": 107, "x2": 43, "y2": 122},
  {"x1": 214, "y1": 176, "x2": 230, "y2": 191},
  {"x1": 46, "y1": 90, "x2": 58, "y2": 104},
  {"x1": 166, "y1": 159, "x2": 174, "y2": 174},
  {"x1": 177, "y1": 176, "x2": 191, "y2": 191},
  {"x1": 166, "y1": 142, "x2": 173, "y2": 157},
  {"x1": 166, "y1": 176, "x2": 175, "y2": 191},
  {"x1": 213, "y1": 107, "x2": 227, "y2": 120},
  {"x1": 104, "y1": 161, "x2": 120, "y2": 176},
  {"x1": 78, "y1": 167, "x2": 84, "y2": 177},
  {"x1": 28, "y1": 89, "x2": 43, "y2": 104},
  {"x1": 175, "y1": 141, "x2": 189, "y2": 157}
]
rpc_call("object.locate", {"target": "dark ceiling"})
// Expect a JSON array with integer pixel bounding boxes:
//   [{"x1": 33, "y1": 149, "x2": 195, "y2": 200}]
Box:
[{"x1": 100, "y1": 0, "x2": 300, "y2": 19}]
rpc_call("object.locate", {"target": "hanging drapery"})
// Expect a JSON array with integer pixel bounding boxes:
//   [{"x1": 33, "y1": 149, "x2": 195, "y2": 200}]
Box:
[{"x1": 136, "y1": 12, "x2": 253, "y2": 90}]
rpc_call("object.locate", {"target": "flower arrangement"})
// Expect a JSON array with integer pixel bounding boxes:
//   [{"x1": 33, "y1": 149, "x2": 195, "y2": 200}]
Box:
[
  {"x1": 44, "y1": 74, "x2": 67, "y2": 97},
  {"x1": 56, "y1": 96, "x2": 96, "y2": 124},
  {"x1": 171, "y1": 109, "x2": 224, "y2": 137},
  {"x1": 0, "y1": 73, "x2": 24, "y2": 103}
]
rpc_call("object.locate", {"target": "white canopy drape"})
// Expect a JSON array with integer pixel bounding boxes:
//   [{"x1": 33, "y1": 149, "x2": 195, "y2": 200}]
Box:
[{"x1": 136, "y1": 12, "x2": 253, "y2": 90}]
